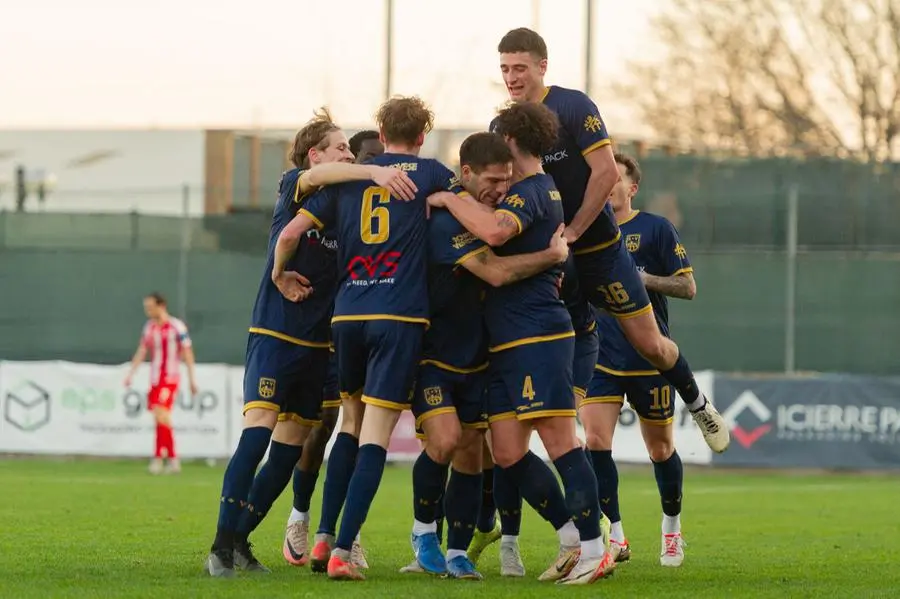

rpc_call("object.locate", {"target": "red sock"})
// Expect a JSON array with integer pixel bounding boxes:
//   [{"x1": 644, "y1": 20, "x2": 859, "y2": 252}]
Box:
[
  {"x1": 165, "y1": 424, "x2": 177, "y2": 459},
  {"x1": 154, "y1": 423, "x2": 165, "y2": 458}
]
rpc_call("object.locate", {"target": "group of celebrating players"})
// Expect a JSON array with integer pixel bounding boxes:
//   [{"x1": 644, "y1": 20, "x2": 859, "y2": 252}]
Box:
[{"x1": 203, "y1": 27, "x2": 731, "y2": 585}]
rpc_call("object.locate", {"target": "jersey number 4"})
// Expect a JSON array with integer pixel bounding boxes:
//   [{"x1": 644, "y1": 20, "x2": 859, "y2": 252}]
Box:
[
  {"x1": 522, "y1": 375, "x2": 536, "y2": 401},
  {"x1": 361, "y1": 186, "x2": 391, "y2": 244}
]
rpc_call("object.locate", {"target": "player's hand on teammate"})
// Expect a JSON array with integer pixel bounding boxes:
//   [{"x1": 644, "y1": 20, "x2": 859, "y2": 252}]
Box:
[
  {"x1": 426, "y1": 191, "x2": 455, "y2": 209},
  {"x1": 548, "y1": 224, "x2": 570, "y2": 263},
  {"x1": 272, "y1": 271, "x2": 313, "y2": 303},
  {"x1": 562, "y1": 225, "x2": 580, "y2": 245},
  {"x1": 370, "y1": 166, "x2": 418, "y2": 201},
  {"x1": 637, "y1": 269, "x2": 649, "y2": 286}
]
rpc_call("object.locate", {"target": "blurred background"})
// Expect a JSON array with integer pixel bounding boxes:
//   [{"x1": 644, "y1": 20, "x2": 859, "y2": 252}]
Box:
[{"x1": 1, "y1": 0, "x2": 898, "y2": 467}]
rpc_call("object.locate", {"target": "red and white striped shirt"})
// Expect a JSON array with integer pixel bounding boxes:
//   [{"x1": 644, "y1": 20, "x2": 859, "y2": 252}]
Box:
[{"x1": 141, "y1": 317, "x2": 191, "y2": 387}]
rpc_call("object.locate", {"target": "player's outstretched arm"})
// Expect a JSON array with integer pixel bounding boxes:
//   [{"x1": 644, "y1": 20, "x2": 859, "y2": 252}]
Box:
[
  {"x1": 428, "y1": 192, "x2": 518, "y2": 247},
  {"x1": 299, "y1": 163, "x2": 417, "y2": 201},
  {"x1": 640, "y1": 270, "x2": 696, "y2": 300},
  {"x1": 566, "y1": 145, "x2": 619, "y2": 244},
  {"x1": 461, "y1": 224, "x2": 569, "y2": 287},
  {"x1": 271, "y1": 213, "x2": 315, "y2": 302}
]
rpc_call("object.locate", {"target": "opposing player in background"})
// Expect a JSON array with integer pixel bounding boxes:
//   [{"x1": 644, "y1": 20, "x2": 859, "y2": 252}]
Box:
[
  {"x1": 124, "y1": 292, "x2": 197, "y2": 475},
  {"x1": 494, "y1": 27, "x2": 729, "y2": 454},
  {"x1": 274, "y1": 96, "x2": 465, "y2": 581},
  {"x1": 348, "y1": 130, "x2": 384, "y2": 163},
  {"x1": 584, "y1": 153, "x2": 695, "y2": 567},
  {"x1": 283, "y1": 131, "x2": 387, "y2": 569},
  {"x1": 205, "y1": 109, "x2": 416, "y2": 579},
  {"x1": 431, "y1": 102, "x2": 614, "y2": 585}
]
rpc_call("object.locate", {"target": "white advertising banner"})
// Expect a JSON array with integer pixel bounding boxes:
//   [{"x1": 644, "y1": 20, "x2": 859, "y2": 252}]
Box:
[
  {"x1": 0, "y1": 361, "x2": 232, "y2": 458},
  {"x1": 529, "y1": 370, "x2": 715, "y2": 465}
]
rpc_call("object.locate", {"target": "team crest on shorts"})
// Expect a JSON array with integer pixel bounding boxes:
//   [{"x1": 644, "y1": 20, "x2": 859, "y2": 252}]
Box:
[
  {"x1": 258, "y1": 377, "x2": 276, "y2": 399},
  {"x1": 424, "y1": 386, "x2": 444, "y2": 406},
  {"x1": 625, "y1": 233, "x2": 641, "y2": 253}
]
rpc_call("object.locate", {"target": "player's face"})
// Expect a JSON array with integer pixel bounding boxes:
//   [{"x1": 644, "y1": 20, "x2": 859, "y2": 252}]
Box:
[
  {"x1": 143, "y1": 298, "x2": 162, "y2": 320},
  {"x1": 608, "y1": 163, "x2": 637, "y2": 211},
  {"x1": 313, "y1": 131, "x2": 354, "y2": 165},
  {"x1": 355, "y1": 139, "x2": 384, "y2": 164},
  {"x1": 500, "y1": 52, "x2": 547, "y2": 102},
  {"x1": 461, "y1": 162, "x2": 512, "y2": 207}
]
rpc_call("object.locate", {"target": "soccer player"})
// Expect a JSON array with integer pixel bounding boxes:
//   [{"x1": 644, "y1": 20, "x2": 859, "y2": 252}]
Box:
[
  {"x1": 406, "y1": 132, "x2": 570, "y2": 580},
  {"x1": 283, "y1": 132, "x2": 387, "y2": 569},
  {"x1": 271, "y1": 96, "x2": 461, "y2": 581},
  {"x1": 429, "y1": 102, "x2": 615, "y2": 585},
  {"x1": 349, "y1": 129, "x2": 384, "y2": 163},
  {"x1": 584, "y1": 153, "x2": 695, "y2": 567},
  {"x1": 494, "y1": 27, "x2": 729, "y2": 453},
  {"x1": 205, "y1": 109, "x2": 417, "y2": 578},
  {"x1": 124, "y1": 292, "x2": 197, "y2": 475}
]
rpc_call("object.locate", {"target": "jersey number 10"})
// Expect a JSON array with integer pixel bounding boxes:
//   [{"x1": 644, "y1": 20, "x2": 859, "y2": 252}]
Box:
[{"x1": 361, "y1": 186, "x2": 391, "y2": 244}]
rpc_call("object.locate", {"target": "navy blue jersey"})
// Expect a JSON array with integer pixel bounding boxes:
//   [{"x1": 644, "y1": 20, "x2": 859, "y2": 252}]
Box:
[
  {"x1": 596, "y1": 211, "x2": 693, "y2": 373},
  {"x1": 249, "y1": 168, "x2": 338, "y2": 347},
  {"x1": 560, "y1": 253, "x2": 597, "y2": 334},
  {"x1": 493, "y1": 86, "x2": 617, "y2": 252},
  {"x1": 423, "y1": 208, "x2": 490, "y2": 371},
  {"x1": 484, "y1": 174, "x2": 573, "y2": 351},
  {"x1": 300, "y1": 153, "x2": 464, "y2": 325}
]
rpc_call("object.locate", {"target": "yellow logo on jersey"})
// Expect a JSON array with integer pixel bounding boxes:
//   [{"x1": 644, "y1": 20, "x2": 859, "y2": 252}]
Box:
[
  {"x1": 258, "y1": 377, "x2": 276, "y2": 399},
  {"x1": 389, "y1": 162, "x2": 418, "y2": 172},
  {"x1": 504, "y1": 194, "x2": 525, "y2": 208},
  {"x1": 449, "y1": 175, "x2": 461, "y2": 188},
  {"x1": 674, "y1": 243, "x2": 687, "y2": 258},
  {"x1": 548, "y1": 189, "x2": 562, "y2": 201},
  {"x1": 625, "y1": 234, "x2": 641, "y2": 252},
  {"x1": 583, "y1": 115, "x2": 604, "y2": 133},
  {"x1": 451, "y1": 231, "x2": 479, "y2": 249},
  {"x1": 424, "y1": 386, "x2": 444, "y2": 406}
]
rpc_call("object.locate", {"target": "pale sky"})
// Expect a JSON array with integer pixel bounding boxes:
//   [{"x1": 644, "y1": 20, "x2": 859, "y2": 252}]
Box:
[{"x1": 0, "y1": 0, "x2": 662, "y2": 136}]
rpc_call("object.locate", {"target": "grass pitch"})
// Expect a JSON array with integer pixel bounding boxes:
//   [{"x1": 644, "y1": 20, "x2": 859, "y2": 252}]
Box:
[{"x1": 1, "y1": 459, "x2": 896, "y2": 598}]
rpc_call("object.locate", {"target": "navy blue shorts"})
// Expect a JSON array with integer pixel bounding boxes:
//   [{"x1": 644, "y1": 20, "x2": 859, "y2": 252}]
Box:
[
  {"x1": 243, "y1": 333, "x2": 329, "y2": 425},
  {"x1": 573, "y1": 327, "x2": 600, "y2": 402},
  {"x1": 486, "y1": 335, "x2": 576, "y2": 422},
  {"x1": 413, "y1": 363, "x2": 488, "y2": 438},
  {"x1": 332, "y1": 319, "x2": 424, "y2": 410},
  {"x1": 583, "y1": 368, "x2": 676, "y2": 425},
  {"x1": 574, "y1": 237, "x2": 652, "y2": 319},
  {"x1": 321, "y1": 349, "x2": 341, "y2": 410}
]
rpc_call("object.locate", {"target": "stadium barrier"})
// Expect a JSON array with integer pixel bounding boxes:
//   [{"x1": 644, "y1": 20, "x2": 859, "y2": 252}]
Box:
[{"x1": 1, "y1": 361, "x2": 897, "y2": 470}]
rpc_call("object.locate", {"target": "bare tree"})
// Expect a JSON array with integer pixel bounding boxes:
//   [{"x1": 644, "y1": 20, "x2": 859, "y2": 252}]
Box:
[{"x1": 618, "y1": 0, "x2": 900, "y2": 161}]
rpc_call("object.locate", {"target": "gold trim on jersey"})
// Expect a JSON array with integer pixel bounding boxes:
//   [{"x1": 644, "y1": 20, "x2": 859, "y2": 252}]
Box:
[
  {"x1": 577, "y1": 321, "x2": 597, "y2": 335},
  {"x1": 579, "y1": 395, "x2": 625, "y2": 408},
  {"x1": 331, "y1": 315, "x2": 430, "y2": 326},
  {"x1": 672, "y1": 267, "x2": 694, "y2": 276},
  {"x1": 639, "y1": 414, "x2": 675, "y2": 426},
  {"x1": 612, "y1": 304, "x2": 653, "y2": 320},
  {"x1": 617, "y1": 210, "x2": 640, "y2": 226},
  {"x1": 581, "y1": 139, "x2": 611, "y2": 156},
  {"x1": 277, "y1": 412, "x2": 322, "y2": 427},
  {"x1": 243, "y1": 400, "x2": 280, "y2": 413},
  {"x1": 419, "y1": 359, "x2": 489, "y2": 375},
  {"x1": 489, "y1": 331, "x2": 575, "y2": 354},
  {"x1": 518, "y1": 408, "x2": 577, "y2": 420},
  {"x1": 539, "y1": 86, "x2": 551, "y2": 102},
  {"x1": 488, "y1": 411, "x2": 518, "y2": 423},
  {"x1": 572, "y1": 230, "x2": 622, "y2": 255},
  {"x1": 495, "y1": 209, "x2": 523, "y2": 235},
  {"x1": 415, "y1": 406, "x2": 457, "y2": 429},
  {"x1": 321, "y1": 399, "x2": 342, "y2": 409},
  {"x1": 594, "y1": 364, "x2": 659, "y2": 377},
  {"x1": 248, "y1": 327, "x2": 331, "y2": 348},
  {"x1": 574, "y1": 386, "x2": 587, "y2": 399},
  {"x1": 362, "y1": 394, "x2": 411, "y2": 411},
  {"x1": 455, "y1": 245, "x2": 490, "y2": 266},
  {"x1": 339, "y1": 389, "x2": 363, "y2": 400},
  {"x1": 297, "y1": 208, "x2": 324, "y2": 230}
]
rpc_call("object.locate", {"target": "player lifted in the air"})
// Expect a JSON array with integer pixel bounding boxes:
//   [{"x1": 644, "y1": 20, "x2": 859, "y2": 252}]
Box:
[
  {"x1": 584, "y1": 153, "x2": 695, "y2": 567},
  {"x1": 493, "y1": 27, "x2": 729, "y2": 455},
  {"x1": 405, "y1": 132, "x2": 570, "y2": 580},
  {"x1": 273, "y1": 96, "x2": 466, "y2": 581},
  {"x1": 430, "y1": 102, "x2": 615, "y2": 585},
  {"x1": 204, "y1": 110, "x2": 416, "y2": 578}
]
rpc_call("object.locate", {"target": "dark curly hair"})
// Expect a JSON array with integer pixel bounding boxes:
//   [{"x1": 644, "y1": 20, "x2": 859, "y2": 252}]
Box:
[{"x1": 492, "y1": 102, "x2": 559, "y2": 159}]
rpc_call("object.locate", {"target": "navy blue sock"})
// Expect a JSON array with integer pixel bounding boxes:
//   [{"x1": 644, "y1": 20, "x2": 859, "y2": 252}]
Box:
[
  {"x1": 235, "y1": 441, "x2": 303, "y2": 537},
  {"x1": 653, "y1": 450, "x2": 684, "y2": 517},
  {"x1": 589, "y1": 449, "x2": 621, "y2": 522},
  {"x1": 660, "y1": 351, "x2": 701, "y2": 405},
  {"x1": 436, "y1": 465, "x2": 449, "y2": 545},
  {"x1": 317, "y1": 432, "x2": 358, "y2": 536},
  {"x1": 493, "y1": 466, "x2": 522, "y2": 536},
  {"x1": 553, "y1": 447, "x2": 601, "y2": 541},
  {"x1": 445, "y1": 469, "x2": 482, "y2": 551},
  {"x1": 505, "y1": 451, "x2": 570, "y2": 530},
  {"x1": 412, "y1": 450, "x2": 448, "y2": 524},
  {"x1": 476, "y1": 467, "x2": 497, "y2": 533},
  {"x1": 292, "y1": 467, "x2": 319, "y2": 512},
  {"x1": 336, "y1": 444, "x2": 387, "y2": 551},
  {"x1": 214, "y1": 426, "x2": 272, "y2": 547}
]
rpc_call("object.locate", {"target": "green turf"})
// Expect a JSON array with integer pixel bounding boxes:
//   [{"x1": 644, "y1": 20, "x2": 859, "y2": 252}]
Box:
[{"x1": 0, "y1": 459, "x2": 896, "y2": 598}]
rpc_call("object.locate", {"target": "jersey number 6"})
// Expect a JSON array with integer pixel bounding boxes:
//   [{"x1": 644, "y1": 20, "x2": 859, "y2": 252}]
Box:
[{"x1": 361, "y1": 186, "x2": 391, "y2": 244}]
